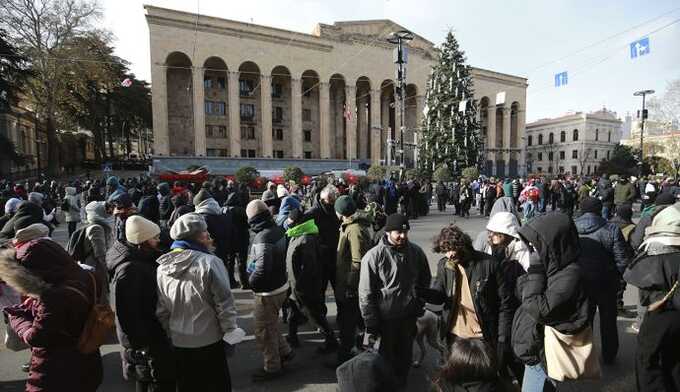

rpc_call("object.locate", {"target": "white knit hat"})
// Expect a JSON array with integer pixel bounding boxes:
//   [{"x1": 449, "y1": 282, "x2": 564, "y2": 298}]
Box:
[
  {"x1": 246, "y1": 199, "x2": 270, "y2": 220},
  {"x1": 125, "y1": 215, "x2": 160, "y2": 245},
  {"x1": 170, "y1": 213, "x2": 207, "y2": 240}
]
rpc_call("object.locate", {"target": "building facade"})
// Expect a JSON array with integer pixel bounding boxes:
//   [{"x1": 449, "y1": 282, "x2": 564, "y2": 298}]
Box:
[
  {"x1": 146, "y1": 6, "x2": 528, "y2": 175},
  {"x1": 0, "y1": 103, "x2": 48, "y2": 179},
  {"x1": 525, "y1": 109, "x2": 622, "y2": 176}
]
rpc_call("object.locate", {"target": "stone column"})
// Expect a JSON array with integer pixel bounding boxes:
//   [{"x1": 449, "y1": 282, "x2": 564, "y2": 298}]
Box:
[
  {"x1": 345, "y1": 85, "x2": 357, "y2": 160},
  {"x1": 334, "y1": 88, "x2": 344, "y2": 158},
  {"x1": 192, "y1": 67, "x2": 206, "y2": 156},
  {"x1": 370, "y1": 89, "x2": 381, "y2": 164},
  {"x1": 228, "y1": 71, "x2": 241, "y2": 157},
  {"x1": 319, "y1": 82, "x2": 331, "y2": 159},
  {"x1": 151, "y1": 65, "x2": 169, "y2": 155},
  {"x1": 291, "y1": 78, "x2": 303, "y2": 158},
  {"x1": 517, "y1": 106, "x2": 527, "y2": 175},
  {"x1": 260, "y1": 75, "x2": 273, "y2": 158},
  {"x1": 503, "y1": 106, "x2": 512, "y2": 164},
  {"x1": 381, "y1": 95, "x2": 391, "y2": 164}
]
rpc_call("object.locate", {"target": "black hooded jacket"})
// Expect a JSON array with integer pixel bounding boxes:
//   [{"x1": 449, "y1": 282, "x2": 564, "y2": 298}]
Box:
[
  {"x1": 512, "y1": 212, "x2": 590, "y2": 366},
  {"x1": 0, "y1": 202, "x2": 47, "y2": 243},
  {"x1": 106, "y1": 240, "x2": 168, "y2": 350}
]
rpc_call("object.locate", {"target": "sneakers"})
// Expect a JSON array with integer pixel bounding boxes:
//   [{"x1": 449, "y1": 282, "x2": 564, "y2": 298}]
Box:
[{"x1": 251, "y1": 368, "x2": 283, "y2": 382}]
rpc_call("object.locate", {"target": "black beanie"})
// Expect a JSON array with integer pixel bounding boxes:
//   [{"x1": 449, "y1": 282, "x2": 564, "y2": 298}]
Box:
[
  {"x1": 288, "y1": 208, "x2": 304, "y2": 224},
  {"x1": 334, "y1": 195, "x2": 357, "y2": 217},
  {"x1": 580, "y1": 197, "x2": 603, "y2": 215},
  {"x1": 655, "y1": 192, "x2": 675, "y2": 206},
  {"x1": 384, "y1": 213, "x2": 410, "y2": 232}
]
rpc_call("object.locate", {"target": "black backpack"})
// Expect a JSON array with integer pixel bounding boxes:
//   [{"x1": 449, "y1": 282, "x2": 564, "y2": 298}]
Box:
[
  {"x1": 67, "y1": 225, "x2": 94, "y2": 262},
  {"x1": 61, "y1": 198, "x2": 70, "y2": 212}
]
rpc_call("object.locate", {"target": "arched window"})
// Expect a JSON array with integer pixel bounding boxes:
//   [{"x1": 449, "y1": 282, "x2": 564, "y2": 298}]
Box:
[
  {"x1": 538, "y1": 134, "x2": 543, "y2": 145},
  {"x1": 560, "y1": 131, "x2": 566, "y2": 142},
  {"x1": 595, "y1": 129, "x2": 599, "y2": 141},
  {"x1": 573, "y1": 129, "x2": 579, "y2": 141},
  {"x1": 549, "y1": 133, "x2": 554, "y2": 144}
]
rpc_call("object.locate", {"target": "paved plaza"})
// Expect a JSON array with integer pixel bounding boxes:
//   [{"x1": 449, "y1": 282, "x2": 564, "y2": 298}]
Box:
[{"x1": 0, "y1": 207, "x2": 639, "y2": 392}]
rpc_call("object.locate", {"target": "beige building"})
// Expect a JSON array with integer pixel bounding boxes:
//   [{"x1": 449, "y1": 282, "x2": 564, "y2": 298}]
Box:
[
  {"x1": 146, "y1": 5, "x2": 528, "y2": 176},
  {"x1": 526, "y1": 109, "x2": 622, "y2": 176},
  {"x1": 0, "y1": 103, "x2": 48, "y2": 179}
]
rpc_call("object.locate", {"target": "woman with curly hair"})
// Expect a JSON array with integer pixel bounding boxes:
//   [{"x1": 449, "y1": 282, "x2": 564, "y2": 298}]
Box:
[{"x1": 427, "y1": 224, "x2": 513, "y2": 379}]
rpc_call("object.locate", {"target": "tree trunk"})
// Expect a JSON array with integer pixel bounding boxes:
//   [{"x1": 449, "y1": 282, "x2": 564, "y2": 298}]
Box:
[
  {"x1": 46, "y1": 110, "x2": 58, "y2": 177},
  {"x1": 107, "y1": 114, "x2": 115, "y2": 160}
]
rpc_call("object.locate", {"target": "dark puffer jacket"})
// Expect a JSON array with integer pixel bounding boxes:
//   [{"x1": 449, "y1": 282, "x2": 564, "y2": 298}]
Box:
[
  {"x1": 158, "y1": 183, "x2": 174, "y2": 222},
  {"x1": 106, "y1": 240, "x2": 167, "y2": 350},
  {"x1": 137, "y1": 195, "x2": 160, "y2": 224},
  {"x1": 574, "y1": 212, "x2": 632, "y2": 285},
  {"x1": 248, "y1": 212, "x2": 288, "y2": 294},
  {"x1": 0, "y1": 202, "x2": 46, "y2": 243},
  {"x1": 285, "y1": 219, "x2": 324, "y2": 311},
  {"x1": 0, "y1": 239, "x2": 103, "y2": 392},
  {"x1": 512, "y1": 212, "x2": 590, "y2": 366},
  {"x1": 195, "y1": 198, "x2": 234, "y2": 261},
  {"x1": 430, "y1": 250, "x2": 513, "y2": 347}
]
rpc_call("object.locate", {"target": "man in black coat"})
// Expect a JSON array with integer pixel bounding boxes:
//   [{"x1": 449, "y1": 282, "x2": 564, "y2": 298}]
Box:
[
  {"x1": 107, "y1": 216, "x2": 175, "y2": 391},
  {"x1": 305, "y1": 185, "x2": 340, "y2": 314},
  {"x1": 158, "y1": 182, "x2": 174, "y2": 229},
  {"x1": 195, "y1": 197, "x2": 235, "y2": 287},
  {"x1": 223, "y1": 192, "x2": 250, "y2": 289},
  {"x1": 574, "y1": 197, "x2": 632, "y2": 364}
]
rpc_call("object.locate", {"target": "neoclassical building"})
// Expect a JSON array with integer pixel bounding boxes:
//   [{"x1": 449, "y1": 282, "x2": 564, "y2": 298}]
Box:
[
  {"x1": 526, "y1": 109, "x2": 623, "y2": 176},
  {"x1": 146, "y1": 5, "x2": 528, "y2": 175}
]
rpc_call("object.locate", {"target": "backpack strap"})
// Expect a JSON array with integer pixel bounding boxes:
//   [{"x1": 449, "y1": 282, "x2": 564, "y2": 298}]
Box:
[{"x1": 63, "y1": 272, "x2": 97, "y2": 306}]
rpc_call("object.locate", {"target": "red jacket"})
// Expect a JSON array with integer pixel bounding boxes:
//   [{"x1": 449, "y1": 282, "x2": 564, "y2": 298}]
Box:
[{"x1": 1, "y1": 239, "x2": 102, "y2": 392}]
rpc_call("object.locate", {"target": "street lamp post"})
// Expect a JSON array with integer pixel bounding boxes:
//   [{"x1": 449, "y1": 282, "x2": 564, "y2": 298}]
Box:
[
  {"x1": 634, "y1": 89, "x2": 655, "y2": 176},
  {"x1": 387, "y1": 30, "x2": 414, "y2": 177},
  {"x1": 674, "y1": 158, "x2": 680, "y2": 179}
]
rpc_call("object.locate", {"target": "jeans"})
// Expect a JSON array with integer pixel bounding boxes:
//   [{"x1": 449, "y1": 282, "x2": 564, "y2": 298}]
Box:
[
  {"x1": 602, "y1": 205, "x2": 610, "y2": 220},
  {"x1": 522, "y1": 364, "x2": 555, "y2": 392}
]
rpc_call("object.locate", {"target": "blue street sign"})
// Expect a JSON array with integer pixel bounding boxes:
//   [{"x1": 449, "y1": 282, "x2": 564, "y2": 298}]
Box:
[
  {"x1": 630, "y1": 37, "x2": 650, "y2": 59},
  {"x1": 554, "y1": 71, "x2": 568, "y2": 87}
]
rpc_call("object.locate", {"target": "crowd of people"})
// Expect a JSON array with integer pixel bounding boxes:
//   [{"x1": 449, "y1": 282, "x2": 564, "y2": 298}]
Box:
[{"x1": 0, "y1": 171, "x2": 679, "y2": 392}]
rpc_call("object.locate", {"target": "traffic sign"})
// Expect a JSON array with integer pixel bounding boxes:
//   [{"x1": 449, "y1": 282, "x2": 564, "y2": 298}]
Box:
[
  {"x1": 630, "y1": 37, "x2": 650, "y2": 59},
  {"x1": 554, "y1": 71, "x2": 568, "y2": 87}
]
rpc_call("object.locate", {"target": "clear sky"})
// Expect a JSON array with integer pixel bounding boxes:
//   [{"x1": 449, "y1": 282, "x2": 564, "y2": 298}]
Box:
[{"x1": 102, "y1": 0, "x2": 680, "y2": 123}]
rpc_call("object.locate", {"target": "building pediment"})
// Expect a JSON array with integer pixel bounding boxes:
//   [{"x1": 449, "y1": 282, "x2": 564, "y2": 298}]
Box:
[{"x1": 313, "y1": 19, "x2": 436, "y2": 55}]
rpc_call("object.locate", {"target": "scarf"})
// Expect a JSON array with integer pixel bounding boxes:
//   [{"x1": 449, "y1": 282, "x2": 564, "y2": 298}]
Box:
[
  {"x1": 170, "y1": 239, "x2": 210, "y2": 254},
  {"x1": 286, "y1": 219, "x2": 319, "y2": 238}
]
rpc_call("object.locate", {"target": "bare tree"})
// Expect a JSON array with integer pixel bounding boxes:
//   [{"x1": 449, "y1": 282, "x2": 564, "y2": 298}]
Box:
[
  {"x1": 0, "y1": 0, "x2": 102, "y2": 175},
  {"x1": 647, "y1": 79, "x2": 680, "y2": 130},
  {"x1": 577, "y1": 145, "x2": 593, "y2": 175}
]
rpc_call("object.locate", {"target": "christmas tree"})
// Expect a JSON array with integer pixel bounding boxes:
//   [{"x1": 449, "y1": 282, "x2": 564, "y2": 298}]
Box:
[{"x1": 419, "y1": 31, "x2": 481, "y2": 177}]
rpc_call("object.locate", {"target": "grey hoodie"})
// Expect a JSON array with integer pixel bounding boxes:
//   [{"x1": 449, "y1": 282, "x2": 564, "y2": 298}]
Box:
[
  {"x1": 195, "y1": 198, "x2": 222, "y2": 216},
  {"x1": 155, "y1": 247, "x2": 238, "y2": 348}
]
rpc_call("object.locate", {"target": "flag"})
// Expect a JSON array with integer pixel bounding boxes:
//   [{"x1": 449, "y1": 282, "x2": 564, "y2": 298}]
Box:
[
  {"x1": 121, "y1": 78, "x2": 132, "y2": 88},
  {"x1": 343, "y1": 104, "x2": 352, "y2": 120}
]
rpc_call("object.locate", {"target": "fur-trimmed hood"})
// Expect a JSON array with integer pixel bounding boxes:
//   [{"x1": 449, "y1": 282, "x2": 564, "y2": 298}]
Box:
[{"x1": 0, "y1": 248, "x2": 50, "y2": 297}]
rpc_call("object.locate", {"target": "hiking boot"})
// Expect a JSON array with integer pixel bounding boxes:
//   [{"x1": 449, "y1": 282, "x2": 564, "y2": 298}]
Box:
[
  {"x1": 286, "y1": 335, "x2": 300, "y2": 348},
  {"x1": 251, "y1": 368, "x2": 283, "y2": 382}
]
